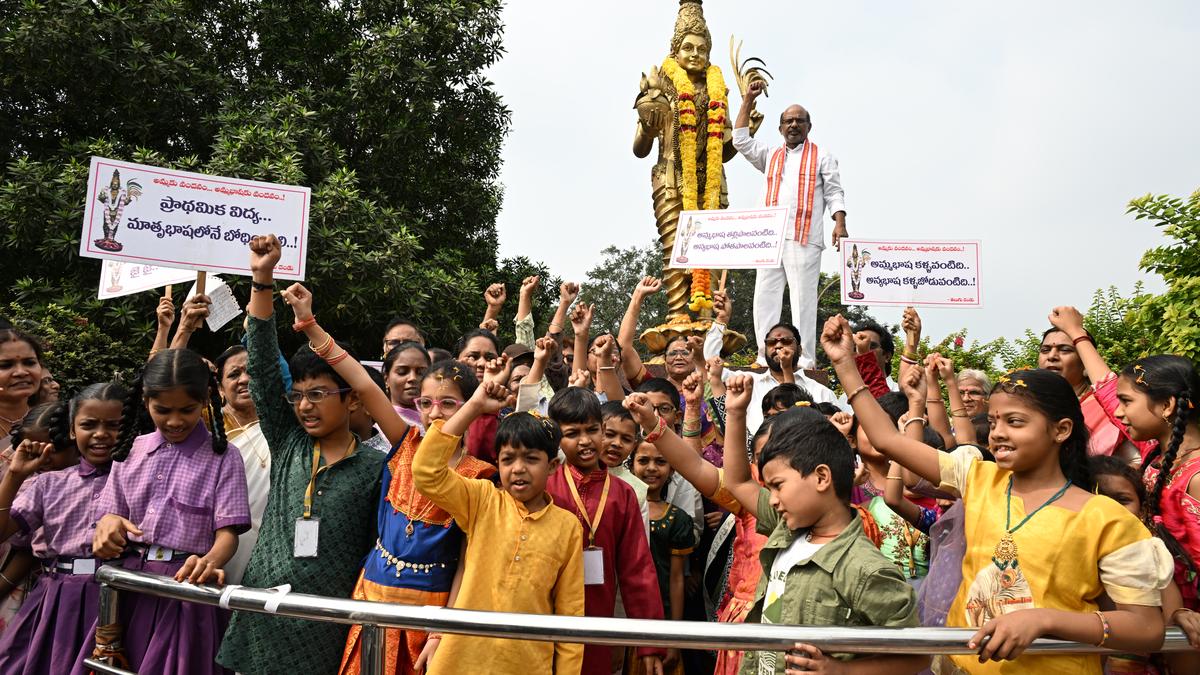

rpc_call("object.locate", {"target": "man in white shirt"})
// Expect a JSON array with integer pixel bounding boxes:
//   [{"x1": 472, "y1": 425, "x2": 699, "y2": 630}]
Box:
[
  {"x1": 733, "y1": 80, "x2": 847, "y2": 368},
  {"x1": 704, "y1": 319, "x2": 840, "y2": 435}
]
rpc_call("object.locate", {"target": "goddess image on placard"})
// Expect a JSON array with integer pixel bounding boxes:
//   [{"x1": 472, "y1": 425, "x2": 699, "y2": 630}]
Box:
[{"x1": 94, "y1": 169, "x2": 142, "y2": 252}]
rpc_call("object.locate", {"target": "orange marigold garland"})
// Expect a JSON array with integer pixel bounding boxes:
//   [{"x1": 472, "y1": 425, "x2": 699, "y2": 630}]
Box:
[
  {"x1": 688, "y1": 268, "x2": 713, "y2": 313},
  {"x1": 661, "y1": 59, "x2": 727, "y2": 316}
]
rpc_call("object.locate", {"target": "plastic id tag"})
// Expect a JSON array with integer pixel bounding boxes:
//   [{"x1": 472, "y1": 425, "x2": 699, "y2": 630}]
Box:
[
  {"x1": 294, "y1": 517, "x2": 320, "y2": 558},
  {"x1": 583, "y1": 546, "x2": 604, "y2": 585},
  {"x1": 72, "y1": 558, "x2": 97, "y2": 575}
]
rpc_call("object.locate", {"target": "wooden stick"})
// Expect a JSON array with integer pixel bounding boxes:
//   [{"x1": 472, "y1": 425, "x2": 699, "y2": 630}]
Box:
[
  {"x1": 195, "y1": 271, "x2": 207, "y2": 296},
  {"x1": 718, "y1": 270, "x2": 728, "y2": 294},
  {"x1": 164, "y1": 284, "x2": 173, "y2": 301}
]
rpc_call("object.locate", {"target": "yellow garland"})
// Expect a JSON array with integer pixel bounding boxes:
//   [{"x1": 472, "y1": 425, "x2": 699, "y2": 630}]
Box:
[{"x1": 660, "y1": 59, "x2": 728, "y2": 211}]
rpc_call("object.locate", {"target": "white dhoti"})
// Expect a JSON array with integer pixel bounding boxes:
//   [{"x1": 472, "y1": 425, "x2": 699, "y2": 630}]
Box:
[{"x1": 754, "y1": 239, "x2": 823, "y2": 367}]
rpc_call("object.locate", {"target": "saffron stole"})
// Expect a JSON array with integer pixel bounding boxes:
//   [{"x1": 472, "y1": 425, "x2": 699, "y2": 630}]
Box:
[{"x1": 764, "y1": 142, "x2": 819, "y2": 245}]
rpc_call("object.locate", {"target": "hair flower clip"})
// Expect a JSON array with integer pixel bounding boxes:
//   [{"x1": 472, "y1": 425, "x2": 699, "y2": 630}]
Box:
[
  {"x1": 794, "y1": 401, "x2": 811, "y2": 407},
  {"x1": 1133, "y1": 364, "x2": 1150, "y2": 387}
]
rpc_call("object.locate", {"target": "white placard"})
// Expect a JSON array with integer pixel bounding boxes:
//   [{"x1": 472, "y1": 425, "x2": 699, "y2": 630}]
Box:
[
  {"x1": 841, "y1": 239, "x2": 983, "y2": 307},
  {"x1": 79, "y1": 157, "x2": 309, "y2": 280},
  {"x1": 97, "y1": 260, "x2": 196, "y2": 300},
  {"x1": 666, "y1": 207, "x2": 788, "y2": 270},
  {"x1": 184, "y1": 276, "x2": 242, "y2": 332}
]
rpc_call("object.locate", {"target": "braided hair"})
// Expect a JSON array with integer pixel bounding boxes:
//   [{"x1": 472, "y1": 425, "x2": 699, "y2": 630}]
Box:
[
  {"x1": 111, "y1": 349, "x2": 228, "y2": 462},
  {"x1": 10, "y1": 401, "x2": 72, "y2": 452},
  {"x1": 1121, "y1": 355, "x2": 1200, "y2": 587}
]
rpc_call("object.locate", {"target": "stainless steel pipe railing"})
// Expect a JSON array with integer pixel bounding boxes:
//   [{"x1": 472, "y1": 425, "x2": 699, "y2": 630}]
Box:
[{"x1": 84, "y1": 565, "x2": 1195, "y2": 674}]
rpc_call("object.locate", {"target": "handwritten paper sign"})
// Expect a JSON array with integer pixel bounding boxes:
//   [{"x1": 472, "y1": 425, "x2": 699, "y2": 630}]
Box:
[
  {"x1": 185, "y1": 276, "x2": 242, "y2": 332},
  {"x1": 840, "y1": 239, "x2": 982, "y2": 307},
  {"x1": 666, "y1": 207, "x2": 788, "y2": 270},
  {"x1": 97, "y1": 260, "x2": 197, "y2": 300},
  {"x1": 79, "y1": 157, "x2": 309, "y2": 280}
]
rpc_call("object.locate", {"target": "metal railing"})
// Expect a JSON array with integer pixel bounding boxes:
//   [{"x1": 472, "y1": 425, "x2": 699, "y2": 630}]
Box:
[{"x1": 83, "y1": 566, "x2": 1196, "y2": 674}]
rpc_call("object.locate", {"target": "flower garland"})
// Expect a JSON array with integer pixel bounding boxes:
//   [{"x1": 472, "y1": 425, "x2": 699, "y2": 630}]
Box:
[
  {"x1": 659, "y1": 58, "x2": 728, "y2": 211},
  {"x1": 661, "y1": 58, "x2": 727, "y2": 314}
]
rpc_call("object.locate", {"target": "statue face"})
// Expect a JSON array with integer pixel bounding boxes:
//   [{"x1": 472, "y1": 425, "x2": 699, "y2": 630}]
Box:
[{"x1": 674, "y1": 33, "x2": 709, "y2": 75}]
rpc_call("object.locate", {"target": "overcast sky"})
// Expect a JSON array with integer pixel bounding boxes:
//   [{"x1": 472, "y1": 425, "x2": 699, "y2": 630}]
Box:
[{"x1": 489, "y1": 1, "x2": 1199, "y2": 346}]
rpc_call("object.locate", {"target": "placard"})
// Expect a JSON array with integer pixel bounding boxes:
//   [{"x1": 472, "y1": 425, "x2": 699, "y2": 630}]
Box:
[
  {"x1": 841, "y1": 239, "x2": 982, "y2": 307},
  {"x1": 666, "y1": 207, "x2": 788, "y2": 270},
  {"x1": 184, "y1": 276, "x2": 242, "y2": 332},
  {"x1": 97, "y1": 260, "x2": 196, "y2": 300},
  {"x1": 79, "y1": 157, "x2": 309, "y2": 280}
]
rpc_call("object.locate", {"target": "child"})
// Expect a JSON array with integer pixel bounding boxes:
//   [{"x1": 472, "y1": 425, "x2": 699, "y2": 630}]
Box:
[
  {"x1": 627, "y1": 378, "x2": 925, "y2": 675},
  {"x1": 0, "y1": 384, "x2": 124, "y2": 674},
  {"x1": 413, "y1": 381, "x2": 584, "y2": 674},
  {"x1": 218, "y1": 236, "x2": 386, "y2": 675},
  {"x1": 1091, "y1": 456, "x2": 1200, "y2": 675},
  {"x1": 1112, "y1": 356, "x2": 1200, "y2": 609},
  {"x1": 600, "y1": 400, "x2": 649, "y2": 507},
  {"x1": 277, "y1": 281, "x2": 496, "y2": 674},
  {"x1": 84, "y1": 349, "x2": 251, "y2": 675},
  {"x1": 635, "y1": 378, "x2": 704, "y2": 544},
  {"x1": 629, "y1": 442, "x2": 694, "y2": 674},
  {"x1": 545, "y1": 387, "x2": 665, "y2": 675},
  {"x1": 823, "y1": 313, "x2": 1171, "y2": 674}
]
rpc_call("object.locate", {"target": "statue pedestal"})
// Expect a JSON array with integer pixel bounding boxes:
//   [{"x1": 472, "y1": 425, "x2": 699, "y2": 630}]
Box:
[{"x1": 638, "y1": 312, "x2": 747, "y2": 362}]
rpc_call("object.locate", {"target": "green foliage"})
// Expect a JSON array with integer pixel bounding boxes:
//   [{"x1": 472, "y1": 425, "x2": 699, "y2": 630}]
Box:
[
  {"x1": 0, "y1": 0, "x2": 511, "y2": 363},
  {"x1": 580, "y1": 241, "x2": 666, "y2": 339},
  {"x1": 0, "y1": 303, "x2": 145, "y2": 396},
  {"x1": 1128, "y1": 188, "x2": 1200, "y2": 362}
]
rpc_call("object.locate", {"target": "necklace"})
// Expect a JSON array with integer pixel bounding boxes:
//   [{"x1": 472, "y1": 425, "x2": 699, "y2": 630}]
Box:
[
  {"x1": 404, "y1": 448, "x2": 462, "y2": 537},
  {"x1": 224, "y1": 408, "x2": 267, "y2": 468},
  {"x1": 992, "y1": 476, "x2": 1072, "y2": 571}
]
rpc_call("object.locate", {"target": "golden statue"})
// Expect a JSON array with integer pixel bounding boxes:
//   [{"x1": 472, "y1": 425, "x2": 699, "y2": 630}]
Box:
[{"x1": 633, "y1": 0, "x2": 768, "y2": 353}]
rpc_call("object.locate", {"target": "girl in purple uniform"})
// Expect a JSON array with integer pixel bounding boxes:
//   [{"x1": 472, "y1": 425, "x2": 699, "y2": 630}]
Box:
[
  {"x1": 0, "y1": 384, "x2": 125, "y2": 674},
  {"x1": 79, "y1": 349, "x2": 251, "y2": 675}
]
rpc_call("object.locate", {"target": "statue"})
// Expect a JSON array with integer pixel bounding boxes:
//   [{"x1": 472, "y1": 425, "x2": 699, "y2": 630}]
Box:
[
  {"x1": 93, "y1": 169, "x2": 142, "y2": 252},
  {"x1": 632, "y1": 0, "x2": 768, "y2": 354},
  {"x1": 846, "y1": 244, "x2": 871, "y2": 300}
]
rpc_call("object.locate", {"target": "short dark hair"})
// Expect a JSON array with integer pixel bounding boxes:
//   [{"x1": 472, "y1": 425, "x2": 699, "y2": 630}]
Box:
[
  {"x1": 423, "y1": 360, "x2": 479, "y2": 401},
  {"x1": 762, "y1": 383, "x2": 813, "y2": 414},
  {"x1": 852, "y1": 321, "x2": 896, "y2": 373},
  {"x1": 852, "y1": 391, "x2": 908, "y2": 439},
  {"x1": 813, "y1": 401, "x2": 841, "y2": 417},
  {"x1": 758, "y1": 407, "x2": 854, "y2": 501},
  {"x1": 635, "y1": 378, "x2": 680, "y2": 408},
  {"x1": 600, "y1": 400, "x2": 634, "y2": 425},
  {"x1": 495, "y1": 412, "x2": 562, "y2": 461},
  {"x1": 290, "y1": 343, "x2": 351, "y2": 393},
  {"x1": 1090, "y1": 455, "x2": 1146, "y2": 509},
  {"x1": 364, "y1": 363, "x2": 388, "y2": 395},
  {"x1": 428, "y1": 347, "x2": 453, "y2": 364},
  {"x1": 385, "y1": 317, "x2": 425, "y2": 342},
  {"x1": 454, "y1": 329, "x2": 501, "y2": 359},
  {"x1": 766, "y1": 322, "x2": 802, "y2": 347},
  {"x1": 548, "y1": 386, "x2": 602, "y2": 426},
  {"x1": 922, "y1": 426, "x2": 946, "y2": 451}
]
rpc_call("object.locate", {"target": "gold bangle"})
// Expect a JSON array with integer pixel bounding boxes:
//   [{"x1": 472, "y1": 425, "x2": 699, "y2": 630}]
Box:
[
  {"x1": 885, "y1": 476, "x2": 905, "y2": 481},
  {"x1": 846, "y1": 384, "x2": 870, "y2": 403},
  {"x1": 309, "y1": 335, "x2": 334, "y2": 355}
]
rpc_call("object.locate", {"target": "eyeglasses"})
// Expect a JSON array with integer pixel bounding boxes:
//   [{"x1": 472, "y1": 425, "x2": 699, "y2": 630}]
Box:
[
  {"x1": 414, "y1": 397, "x2": 464, "y2": 413},
  {"x1": 285, "y1": 388, "x2": 352, "y2": 404},
  {"x1": 960, "y1": 389, "x2": 987, "y2": 399},
  {"x1": 665, "y1": 349, "x2": 690, "y2": 358},
  {"x1": 652, "y1": 404, "x2": 677, "y2": 416},
  {"x1": 764, "y1": 336, "x2": 796, "y2": 347}
]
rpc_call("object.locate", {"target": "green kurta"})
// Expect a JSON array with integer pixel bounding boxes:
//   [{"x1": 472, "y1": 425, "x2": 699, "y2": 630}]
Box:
[{"x1": 218, "y1": 314, "x2": 385, "y2": 674}]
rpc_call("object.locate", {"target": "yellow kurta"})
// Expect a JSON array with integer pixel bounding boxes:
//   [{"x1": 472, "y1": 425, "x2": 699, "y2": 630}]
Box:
[
  {"x1": 936, "y1": 447, "x2": 1172, "y2": 675},
  {"x1": 413, "y1": 421, "x2": 585, "y2": 675}
]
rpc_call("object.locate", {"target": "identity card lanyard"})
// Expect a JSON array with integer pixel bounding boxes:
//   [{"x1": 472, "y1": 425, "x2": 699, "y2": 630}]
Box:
[
  {"x1": 294, "y1": 439, "x2": 355, "y2": 558},
  {"x1": 565, "y1": 469, "x2": 610, "y2": 585}
]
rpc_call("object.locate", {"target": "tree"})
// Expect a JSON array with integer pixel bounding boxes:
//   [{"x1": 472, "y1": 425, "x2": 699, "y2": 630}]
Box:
[
  {"x1": 0, "y1": 0, "x2": 511, "y2": 364},
  {"x1": 1128, "y1": 188, "x2": 1200, "y2": 361}
]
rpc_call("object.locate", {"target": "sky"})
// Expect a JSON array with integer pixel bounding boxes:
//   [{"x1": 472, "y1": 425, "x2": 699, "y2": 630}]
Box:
[{"x1": 489, "y1": 1, "x2": 1200, "y2": 347}]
